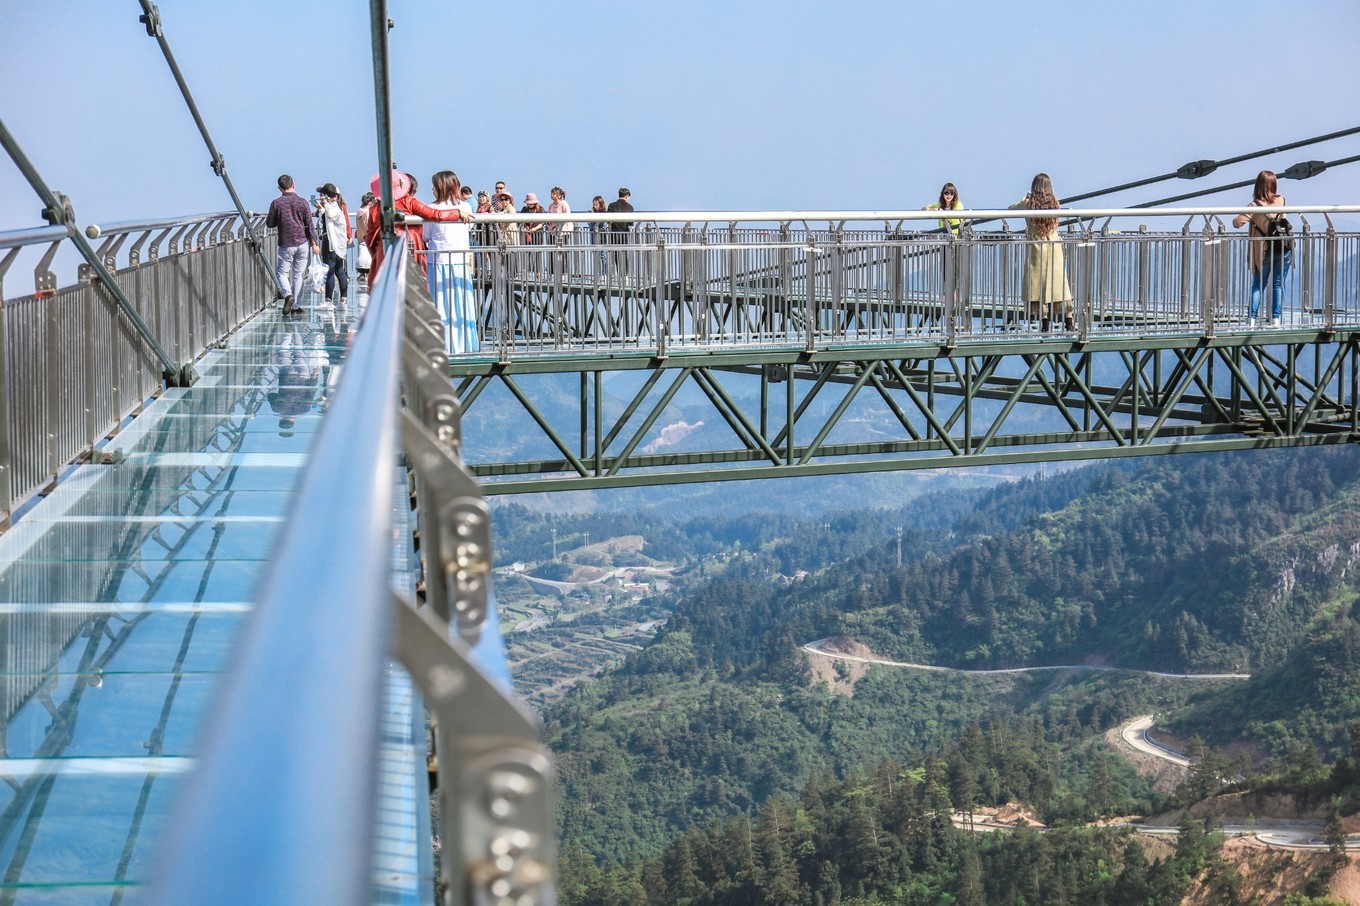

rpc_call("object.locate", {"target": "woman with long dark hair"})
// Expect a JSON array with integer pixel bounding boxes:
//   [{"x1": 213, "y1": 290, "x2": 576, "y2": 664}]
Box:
[
  {"x1": 1009, "y1": 173, "x2": 1072, "y2": 331},
  {"x1": 355, "y1": 191, "x2": 375, "y2": 287},
  {"x1": 1232, "y1": 169, "x2": 1291, "y2": 328},
  {"x1": 924, "y1": 182, "x2": 963, "y2": 236},
  {"x1": 315, "y1": 182, "x2": 351, "y2": 305}
]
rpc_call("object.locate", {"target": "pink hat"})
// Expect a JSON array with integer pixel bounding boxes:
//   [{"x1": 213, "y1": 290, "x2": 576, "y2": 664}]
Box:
[
  {"x1": 369, "y1": 171, "x2": 410, "y2": 202},
  {"x1": 524, "y1": 192, "x2": 539, "y2": 206}
]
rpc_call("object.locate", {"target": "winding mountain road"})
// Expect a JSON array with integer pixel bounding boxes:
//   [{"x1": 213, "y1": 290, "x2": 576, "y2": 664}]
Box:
[
  {"x1": 801, "y1": 639, "x2": 1359, "y2": 850},
  {"x1": 801, "y1": 638, "x2": 1251, "y2": 681},
  {"x1": 1121, "y1": 715, "x2": 1192, "y2": 767}
]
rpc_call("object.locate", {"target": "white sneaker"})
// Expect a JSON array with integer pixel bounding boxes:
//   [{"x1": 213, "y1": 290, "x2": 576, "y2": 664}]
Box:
[
  {"x1": 1246, "y1": 318, "x2": 1257, "y2": 328},
  {"x1": 1269, "y1": 318, "x2": 1281, "y2": 328}
]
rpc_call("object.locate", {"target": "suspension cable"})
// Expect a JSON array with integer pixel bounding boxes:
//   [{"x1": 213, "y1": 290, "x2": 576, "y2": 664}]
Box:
[
  {"x1": 1060, "y1": 124, "x2": 1360, "y2": 204},
  {"x1": 1050, "y1": 151, "x2": 1360, "y2": 228},
  {"x1": 1125, "y1": 152, "x2": 1360, "y2": 209},
  {"x1": 136, "y1": 1, "x2": 278, "y2": 295}
]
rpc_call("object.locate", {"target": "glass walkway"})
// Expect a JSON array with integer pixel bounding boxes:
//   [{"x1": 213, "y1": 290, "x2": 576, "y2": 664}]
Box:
[{"x1": 0, "y1": 291, "x2": 428, "y2": 904}]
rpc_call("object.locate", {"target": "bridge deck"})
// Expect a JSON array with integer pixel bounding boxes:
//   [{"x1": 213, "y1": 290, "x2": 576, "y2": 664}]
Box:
[{"x1": 0, "y1": 294, "x2": 428, "y2": 904}]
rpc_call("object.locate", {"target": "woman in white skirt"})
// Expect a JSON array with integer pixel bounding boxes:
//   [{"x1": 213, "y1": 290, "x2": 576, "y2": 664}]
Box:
[{"x1": 425, "y1": 170, "x2": 478, "y2": 354}]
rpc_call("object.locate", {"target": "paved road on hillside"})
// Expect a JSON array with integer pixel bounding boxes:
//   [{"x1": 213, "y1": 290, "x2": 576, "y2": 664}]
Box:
[
  {"x1": 515, "y1": 566, "x2": 670, "y2": 594},
  {"x1": 801, "y1": 638, "x2": 1252, "y2": 680},
  {"x1": 802, "y1": 641, "x2": 1358, "y2": 851},
  {"x1": 1121, "y1": 715, "x2": 1192, "y2": 767}
]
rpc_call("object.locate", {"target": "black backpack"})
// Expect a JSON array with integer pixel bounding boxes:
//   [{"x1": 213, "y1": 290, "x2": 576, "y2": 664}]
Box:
[{"x1": 1266, "y1": 212, "x2": 1293, "y2": 254}]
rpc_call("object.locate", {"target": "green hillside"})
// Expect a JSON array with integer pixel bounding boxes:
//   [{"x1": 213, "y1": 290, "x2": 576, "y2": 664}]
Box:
[{"x1": 534, "y1": 446, "x2": 1360, "y2": 895}]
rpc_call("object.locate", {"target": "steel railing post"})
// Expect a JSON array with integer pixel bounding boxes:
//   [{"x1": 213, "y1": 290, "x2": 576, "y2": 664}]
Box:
[
  {"x1": 1325, "y1": 220, "x2": 1338, "y2": 331},
  {"x1": 804, "y1": 242, "x2": 817, "y2": 353},
  {"x1": 1075, "y1": 230, "x2": 1092, "y2": 343},
  {"x1": 943, "y1": 235, "x2": 958, "y2": 347},
  {"x1": 1180, "y1": 223, "x2": 1193, "y2": 322},
  {"x1": 655, "y1": 234, "x2": 666, "y2": 358}
]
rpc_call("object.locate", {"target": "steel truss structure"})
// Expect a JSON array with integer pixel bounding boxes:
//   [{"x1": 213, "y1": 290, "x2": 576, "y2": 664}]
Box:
[{"x1": 450, "y1": 330, "x2": 1360, "y2": 493}]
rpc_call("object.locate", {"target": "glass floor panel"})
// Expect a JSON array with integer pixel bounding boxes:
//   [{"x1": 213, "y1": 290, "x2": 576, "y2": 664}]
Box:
[{"x1": 0, "y1": 294, "x2": 425, "y2": 903}]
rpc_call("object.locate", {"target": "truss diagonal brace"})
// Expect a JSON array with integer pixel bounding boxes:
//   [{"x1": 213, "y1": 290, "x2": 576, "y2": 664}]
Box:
[
  {"x1": 500, "y1": 374, "x2": 589, "y2": 477},
  {"x1": 137, "y1": 0, "x2": 276, "y2": 293}
]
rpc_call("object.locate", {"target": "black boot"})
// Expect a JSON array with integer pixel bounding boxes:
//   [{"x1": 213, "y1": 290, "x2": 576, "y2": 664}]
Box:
[
  {"x1": 1041, "y1": 317, "x2": 1051, "y2": 332},
  {"x1": 1064, "y1": 316, "x2": 1075, "y2": 331}
]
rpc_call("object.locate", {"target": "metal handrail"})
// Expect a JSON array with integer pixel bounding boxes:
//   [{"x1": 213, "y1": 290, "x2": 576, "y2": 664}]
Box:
[
  {"x1": 84, "y1": 211, "x2": 249, "y2": 238},
  {"x1": 0, "y1": 225, "x2": 67, "y2": 250},
  {"x1": 0, "y1": 116, "x2": 194, "y2": 382},
  {"x1": 424, "y1": 214, "x2": 1358, "y2": 362},
  {"x1": 146, "y1": 234, "x2": 553, "y2": 904},
  {"x1": 146, "y1": 239, "x2": 411, "y2": 906},
  {"x1": 461, "y1": 203, "x2": 1360, "y2": 225}
]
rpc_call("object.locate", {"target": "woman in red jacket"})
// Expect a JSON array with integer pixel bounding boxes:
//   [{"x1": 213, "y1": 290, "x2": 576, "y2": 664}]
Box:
[{"x1": 364, "y1": 171, "x2": 472, "y2": 283}]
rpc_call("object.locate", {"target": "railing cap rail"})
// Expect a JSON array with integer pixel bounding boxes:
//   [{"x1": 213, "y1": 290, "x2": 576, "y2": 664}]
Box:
[
  {"x1": 451, "y1": 204, "x2": 1360, "y2": 225},
  {"x1": 0, "y1": 224, "x2": 68, "y2": 250},
  {"x1": 84, "y1": 210, "x2": 253, "y2": 239}
]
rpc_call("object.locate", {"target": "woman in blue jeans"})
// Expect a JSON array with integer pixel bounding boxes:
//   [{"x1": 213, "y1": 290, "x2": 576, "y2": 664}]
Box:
[{"x1": 1233, "y1": 170, "x2": 1292, "y2": 328}]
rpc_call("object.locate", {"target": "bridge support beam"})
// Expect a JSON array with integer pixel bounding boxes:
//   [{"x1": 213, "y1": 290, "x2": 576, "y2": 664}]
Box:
[{"x1": 449, "y1": 333, "x2": 1360, "y2": 493}]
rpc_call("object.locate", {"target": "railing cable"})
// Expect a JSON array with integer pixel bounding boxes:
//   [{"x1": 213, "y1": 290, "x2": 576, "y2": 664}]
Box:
[
  {"x1": 136, "y1": 1, "x2": 279, "y2": 295},
  {"x1": 1124, "y1": 151, "x2": 1360, "y2": 209},
  {"x1": 0, "y1": 117, "x2": 193, "y2": 386},
  {"x1": 1060, "y1": 124, "x2": 1360, "y2": 204},
  {"x1": 1054, "y1": 152, "x2": 1360, "y2": 227}
]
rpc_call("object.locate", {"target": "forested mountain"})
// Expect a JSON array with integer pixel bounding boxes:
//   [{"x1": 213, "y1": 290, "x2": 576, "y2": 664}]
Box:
[
  {"x1": 535, "y1": 446, "x2": 1360, "y2": 901},
  {"x1": 561, "y1": 756, "x2": 1205, "y2": 906},
  {"x1": 839, "y1": 448, "x2": 1360, "y2": 676}
]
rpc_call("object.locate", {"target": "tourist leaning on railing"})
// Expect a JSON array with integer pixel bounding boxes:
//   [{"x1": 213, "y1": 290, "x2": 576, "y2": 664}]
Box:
[
  {"x1": 1232, "y1": 169, "x2": 1292, "y2": 329},
  {"x1": 425, "y1": 170, "x2": 478, "y2": 355},
  {"x1": 923, "y1": 181, "x2": 964, "y2": 236}
]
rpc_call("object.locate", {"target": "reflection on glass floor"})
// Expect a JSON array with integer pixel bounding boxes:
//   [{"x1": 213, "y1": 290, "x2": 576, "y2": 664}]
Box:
[{"x1": 0, "y1": 294, "x2": 422, "y2": 903}]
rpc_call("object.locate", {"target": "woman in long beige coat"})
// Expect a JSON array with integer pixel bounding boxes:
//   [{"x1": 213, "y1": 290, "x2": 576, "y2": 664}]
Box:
[{"x1": 1009, "y1": 173, "x2": 1072, "y2": 331}]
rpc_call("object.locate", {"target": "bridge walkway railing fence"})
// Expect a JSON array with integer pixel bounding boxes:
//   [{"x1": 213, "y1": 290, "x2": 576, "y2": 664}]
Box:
[
  {"x1": 0, "y1": 213, "x2": 276, "y2": 526},
  {"x1": 425, "y1": 206, "x2": 1360, "y2": 360},
  {"x1": 141, "y1": 238, "x2": 554, "y2": 906}
]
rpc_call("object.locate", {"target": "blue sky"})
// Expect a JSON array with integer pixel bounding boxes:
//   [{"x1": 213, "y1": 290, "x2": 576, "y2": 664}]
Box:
[{"x1": 3, "y1": 0, "x2": 1359, "y2": 233}]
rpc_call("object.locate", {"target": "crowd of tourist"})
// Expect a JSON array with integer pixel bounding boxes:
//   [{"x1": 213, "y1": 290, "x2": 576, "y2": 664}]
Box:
[{"x1": 264, "y1": 166, "x2": 1294, "y2": 351}]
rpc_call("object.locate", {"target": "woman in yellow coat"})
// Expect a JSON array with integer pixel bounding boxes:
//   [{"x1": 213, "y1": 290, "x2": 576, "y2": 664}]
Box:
[
  {"x1": 923, "y1": 182, "x2": 964, "y2": 236},
  {"x1": 920, "y1": 183, "x2": 965, "y2": 329},
  {"x1": 1009, "y1": 173, "x2": 1072, "y2": 331}
]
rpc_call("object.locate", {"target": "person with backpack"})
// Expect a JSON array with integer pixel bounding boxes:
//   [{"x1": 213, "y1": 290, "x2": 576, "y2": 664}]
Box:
[{"x1": 1233, "y1": 169, "x2": 1292, "y2": 328}]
